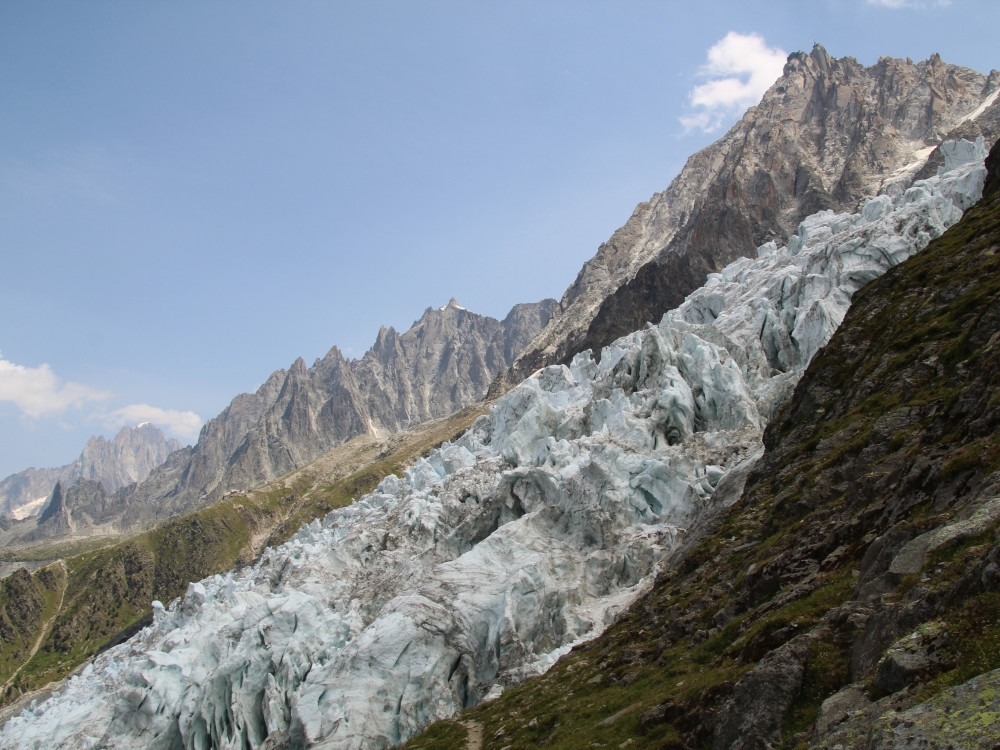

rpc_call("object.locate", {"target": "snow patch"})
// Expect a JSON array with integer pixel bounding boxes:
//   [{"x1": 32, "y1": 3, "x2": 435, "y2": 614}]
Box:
[
  {"x1": 962, "y1": 85, "x2": 1000, "y2": 124},
  {"x1": 10, "y1": 495, "x2": 49, "y2": 520}
]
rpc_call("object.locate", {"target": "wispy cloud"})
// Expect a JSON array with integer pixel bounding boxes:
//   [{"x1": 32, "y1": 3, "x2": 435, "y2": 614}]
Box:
[
  {"x1": 680, "y1": 32, "x2": 787, "y2": 134},
  {"x1": 0, "y1": 354, "x2": 111, "y2": 417},
  {"x1": 104, "y1": 404, "x2": 203, "y2": 443},
  {"x1": 0, "y1": 353, "x2": 202, "y2": 443}
]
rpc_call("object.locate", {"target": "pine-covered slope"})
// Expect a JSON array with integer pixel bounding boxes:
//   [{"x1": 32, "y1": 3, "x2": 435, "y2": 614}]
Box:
[
  {"x1": 404, "y1": 139, "x2": 1000, "y2": 750},
  {"x1": 495, "y1": 46, "x2": 1000, "y2": 396}
]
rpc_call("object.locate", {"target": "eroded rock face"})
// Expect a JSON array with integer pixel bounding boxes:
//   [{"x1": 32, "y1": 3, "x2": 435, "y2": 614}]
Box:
[
  {"x1": 497, "y1": 47, "x2": 1000, "y2": 394},
  {"x1": 55, "y1": 299, "x2": 557, "y2": 533},
  {"x1": 1, "y1": 149, "x2": 984, "y2": 750},
  {"x1": 178, "y1": 299, "x2": 557, "y2": 509},
  {"x1": 0, "y1": 424, "x2": 183, "y2": 522}
]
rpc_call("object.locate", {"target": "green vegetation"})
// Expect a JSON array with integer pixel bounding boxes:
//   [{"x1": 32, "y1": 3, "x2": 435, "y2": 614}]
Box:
[
  {"x1": 0, "y1": 562, "x2": 65, "y2": 690},
  {"x1": 0, "y1": 406, "x2": 483, "y2": 707},
  {"x1": 405, "y1": 160, "x2": 1000, "y2": 747},
  {"x1": 404, "y1": 719, "x2": 470, "y2": 749}
]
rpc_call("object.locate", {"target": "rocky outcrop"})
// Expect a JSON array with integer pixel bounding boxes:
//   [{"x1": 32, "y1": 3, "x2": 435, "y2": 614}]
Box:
[
  {"x1": 382, "y1": 137, "x2": 1000, "y2": 750},
  {"x1": 97, "y1": 299, "x2": 556, "y2": 530},
  {"x1": 0, "y1": 425, "x2": 183, "y2": 520},
  {"x1": 494, "y1": 47, "x2": 1000, "y2": 395},
  {"x1": 184, "y1": 298, "x2": 556, "y2": 506},
  {"x1": 78, "y1": 424, "x2": 184, "y2": 493},
  {"x1": 33, "y1": 482, "x2": 71, "y2": 538},
  {"x1": 1, "y1": 141, "x2": 986, "y2": 750}
]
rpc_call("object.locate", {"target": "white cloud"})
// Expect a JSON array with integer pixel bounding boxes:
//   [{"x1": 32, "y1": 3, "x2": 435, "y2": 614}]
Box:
[
  {"x1": 105, "y1": 404, "x2": 203, "y2": 443},
  {"x1": 0, "y1": 355, "x2": 111, "y2": 417},
  {"x1": 0, "y1": 353, "x2": 202, "y2": 444},
  {"x1": 680, "y1": 32, "x2": 787, "y2": 134}
]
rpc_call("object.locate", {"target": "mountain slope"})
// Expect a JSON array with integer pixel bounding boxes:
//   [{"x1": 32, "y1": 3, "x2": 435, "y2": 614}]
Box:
[
  {"x1": 140, "y1": 298, "x2": 555, "y2": 525},
  {"x1": 0, "y1": 137, "x2": 985, "y2": 748},
  {"x1": 405, "y1": 138, "x2": 1000, "y2": 750},
  {"x1": 0, "y1": 425, "x2": 183, "y2": 521},
  {"x1": 494, "y1": 47, "x2": 1000, "y2": 395},
  {"x1": 0, "y1": 405, "x2": 485, "y2": 712},
  {"x1": 6, "y1": 299, "x2": 554, "y2": 543}
]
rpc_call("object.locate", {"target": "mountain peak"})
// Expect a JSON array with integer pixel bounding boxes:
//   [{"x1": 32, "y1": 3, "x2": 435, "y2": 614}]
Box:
[
  {"x1": 810, "y1": 41, "x2": 831, "y2": 69},
  {"x1": 497, "y1": 49, "x2": 1000, "y2": 393}
]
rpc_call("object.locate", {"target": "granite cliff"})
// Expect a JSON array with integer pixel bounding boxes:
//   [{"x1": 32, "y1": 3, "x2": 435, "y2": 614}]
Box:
[
  {"x1": 13, "y1": 299, "x2": 555, "y2": 541},
  {"x1": 0, "y1": 424, "x2": 183, "y2": 521},
  {"x1": 495, "y1": 46, "x2": 1000, "y2": 394}
]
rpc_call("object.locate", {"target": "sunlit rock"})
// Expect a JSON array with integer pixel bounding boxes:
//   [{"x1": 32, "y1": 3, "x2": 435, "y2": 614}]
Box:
[{"x1": 1, "y1": 145, "x2": 986, "y2": 749}]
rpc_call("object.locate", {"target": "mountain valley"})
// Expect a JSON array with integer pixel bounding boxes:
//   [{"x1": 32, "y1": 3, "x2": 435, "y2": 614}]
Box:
[{"x1": 1, "y1": 46, "x2": 1000, "y2": 750}]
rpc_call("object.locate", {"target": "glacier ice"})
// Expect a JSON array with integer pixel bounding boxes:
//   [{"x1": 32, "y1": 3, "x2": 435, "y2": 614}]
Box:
[{"x1": 0, "y1": 145, "x2": 987, "y2": 750}]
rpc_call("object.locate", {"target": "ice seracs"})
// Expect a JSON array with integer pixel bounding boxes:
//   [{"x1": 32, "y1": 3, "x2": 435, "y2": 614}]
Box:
[{"x1": 1, "y1": 143, "x2": 987, "y2": 750}]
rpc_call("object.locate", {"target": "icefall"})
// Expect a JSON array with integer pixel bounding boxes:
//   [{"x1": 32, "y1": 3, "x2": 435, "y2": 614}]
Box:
[{"x1": 1, "y1": 140, "x2": 986, "y2": 750}]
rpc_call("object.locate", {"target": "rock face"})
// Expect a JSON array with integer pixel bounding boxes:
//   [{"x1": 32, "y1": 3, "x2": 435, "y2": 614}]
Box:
[
  {"x1": 6, "y1": 300, "x2": 554, "y2": 542},
  {"x1": 1, "y1": 145, "x2": 984, "y2": 750},
  {"x1": 0, "y1": 467, "x2": 71, "y2": 521},
  {"x1": 494, "y1": 47, "x2": 1000, "y2": 394},
  {"x1": 415, "y1": 138, "x2": 1000, "y2": 750},
  {"x1": 0, "y1": 424, "x2": 183, "y2": 521},
  {"x1": 78, "y1": 424, "x2": 185, "y2": 494},
  {"x1": 103, "y1": 299, "x2": 557, "y2": 530},
  {"x1": 33, "y1": 482, "x2": 71, "y2": 537}
]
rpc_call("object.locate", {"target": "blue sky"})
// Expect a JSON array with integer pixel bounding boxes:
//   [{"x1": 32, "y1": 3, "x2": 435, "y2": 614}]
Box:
[{"x1": 1, "y1": 0, "x2": 998, "y2": 478}]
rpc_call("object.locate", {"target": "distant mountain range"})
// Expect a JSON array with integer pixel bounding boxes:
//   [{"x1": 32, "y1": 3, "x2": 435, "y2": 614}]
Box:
[
  {"x1": 0, "y1": 423, "x2": 183, "y2": 520},
  {"x1": 6, "y1": 297, "x2": 555, "y2": 542},
  {"x1": 4, "y1": 46, "x2": 1000, "y2": 750}
]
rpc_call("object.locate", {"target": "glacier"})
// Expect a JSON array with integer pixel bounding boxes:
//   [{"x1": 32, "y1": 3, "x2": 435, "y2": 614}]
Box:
[{"x1": 1, "y1": 141, "x2": 987, "y2": 750}]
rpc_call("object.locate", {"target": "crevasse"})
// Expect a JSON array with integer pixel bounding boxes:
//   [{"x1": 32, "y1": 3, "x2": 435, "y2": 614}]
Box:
[{"x1": 2, "y1": 140, "x2": 987, "y2": 750}]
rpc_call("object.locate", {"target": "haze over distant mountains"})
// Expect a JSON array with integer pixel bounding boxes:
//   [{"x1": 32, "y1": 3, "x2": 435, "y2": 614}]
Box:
[{"x1": 0, "y1": 423, "x2": 182, "y2": 520}]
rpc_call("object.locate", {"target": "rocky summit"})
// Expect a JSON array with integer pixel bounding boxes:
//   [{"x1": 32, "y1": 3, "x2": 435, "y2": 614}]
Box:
[
  {"x1": 0, "y1": 424, "x2": 183, "y2": 521},
  {"x1": 495, "y1": 46, "x2": 1000, "y2": 395},
  {"x1": 4, "y1": 299, "x2": 555, "y2": 544},
  {"x1": 169, "y1": 298, "x2": 556, "y2": 515},
  {"x1": 0, "y1": 129, "x2": 987, "y2": 748}
]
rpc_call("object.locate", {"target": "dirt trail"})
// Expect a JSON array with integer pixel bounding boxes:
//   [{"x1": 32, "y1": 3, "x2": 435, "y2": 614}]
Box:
[
  {"x1": 462, "y1": 720, "x2": 484, "y2": 750},
  {"x1": 2, "y1": 559, "x2": 67, "y2": 695}
]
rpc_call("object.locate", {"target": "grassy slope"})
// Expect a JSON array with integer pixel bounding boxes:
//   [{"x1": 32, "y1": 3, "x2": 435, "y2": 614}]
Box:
[
  {"x1": 0, "y1": 564, "x2": 65, "y2": 689},
  {"x1": 406, "y1": 157, "x2": 1000, "y2": 748},
  {"x1": 0, "y1": 405, "x2": 483, "y2": 707}
]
